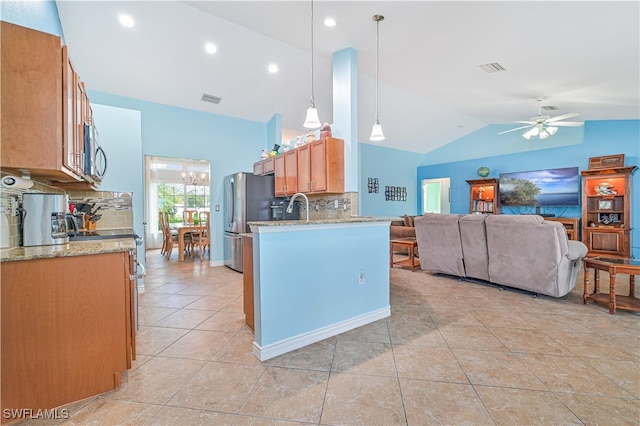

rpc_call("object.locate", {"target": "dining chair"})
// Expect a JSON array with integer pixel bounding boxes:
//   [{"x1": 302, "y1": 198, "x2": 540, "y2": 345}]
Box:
[
  {"x1": 162, "y1": 211, "x2": 190, "y2": 259},
  {"x1": 159, "y1": 211, "x2": 168, "y2": 255},
  {"x1": 191, "y1": 211, "x2": 210, "y2": 261},
  {"x1": 183, "y1": 210, "x2": 196, "y2": 224}
]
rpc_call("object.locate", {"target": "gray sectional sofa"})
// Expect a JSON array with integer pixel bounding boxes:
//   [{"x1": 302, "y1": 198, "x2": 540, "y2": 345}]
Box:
[{"x1": 414, "y1": 213, "x2": 588, "y2": 297}]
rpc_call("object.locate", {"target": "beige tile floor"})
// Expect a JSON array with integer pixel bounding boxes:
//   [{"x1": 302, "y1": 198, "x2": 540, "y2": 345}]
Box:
[{"x1": 23, "y1": 250, "x2": 640, "y2": 425}]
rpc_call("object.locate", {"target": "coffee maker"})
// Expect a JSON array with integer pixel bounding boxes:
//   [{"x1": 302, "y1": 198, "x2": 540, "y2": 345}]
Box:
[{"x1": 21, "y1": 193, "x2": 70, "y2": 246}]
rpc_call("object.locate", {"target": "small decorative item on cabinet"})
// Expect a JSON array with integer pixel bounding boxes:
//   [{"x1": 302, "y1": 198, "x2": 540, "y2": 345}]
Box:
[
  {"x1": 305, "y1": 131, "x2": 316, "y2": 144},
  {"x1": 320, "y1": 122, "x2": 332, "y2": 139},
  {"x1": 588, "y1": 154, "x2": 624, "y2": 170},
  {"x1": 598, "y1": 200, "x2": 612, "y2": 210},
  {"x1": 261, "y1": 149, "x2": 268, "y2": 159},
  {"x1": 477, "y1": 166, "x2": 490, "y2": 178}
]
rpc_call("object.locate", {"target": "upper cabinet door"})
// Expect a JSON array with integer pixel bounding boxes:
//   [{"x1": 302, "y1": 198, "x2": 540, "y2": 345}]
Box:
[
  {"x1": 62, "y1": 45, "x2": 78, "y2": 175},
  {"x1": 297, "y1": 145, "x2": 311, "y2": 193}
]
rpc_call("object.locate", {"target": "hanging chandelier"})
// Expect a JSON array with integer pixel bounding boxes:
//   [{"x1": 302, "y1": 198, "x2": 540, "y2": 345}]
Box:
[
  {"x1": 303, "y1": 0, "x2": 321, "y2": 129},
  {"x1": 182, "y1": 161, "x2": 208, "y2": 186},
  {"x1": 370, "y1": 14, "x2": 385, "y2": 141}
]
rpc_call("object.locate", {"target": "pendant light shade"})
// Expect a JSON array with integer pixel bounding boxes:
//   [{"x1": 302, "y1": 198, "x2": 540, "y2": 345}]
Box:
[
  {"x1": 303, "y1": 0, "x2": 321, "y2": 129},
  {"x1": 304, "y1": 105, "x2": 321, "y2": 129},
  {"x1": 370, "y1": 120, "x2": 385, "y2": 141},
  {"x1": 370, "y1": 14, "x2": 385, "y2": 141}
]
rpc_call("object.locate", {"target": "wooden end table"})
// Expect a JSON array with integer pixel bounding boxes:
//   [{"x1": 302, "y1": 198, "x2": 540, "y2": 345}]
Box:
[
  {"x1": 390, "y1": 237, "x2": 420, "y2": 272},
  {"x1": 583, "y1": 257, "x2": 640, "y2": 314}
]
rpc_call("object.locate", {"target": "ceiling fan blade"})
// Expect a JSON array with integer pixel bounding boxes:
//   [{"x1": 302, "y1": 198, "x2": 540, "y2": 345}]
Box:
[
  {"x1": 550, "y1": 121, "x2": 584, "y2": 127},
  {"x1": 497, "y1": 124, "x2": 533, "y2": 135},
  {"x1": 514, "y1": 120, "x2": 536, "y2": 125},
  {"x1": 546, "y1": 112, "x2": 580, "y2": 123}
]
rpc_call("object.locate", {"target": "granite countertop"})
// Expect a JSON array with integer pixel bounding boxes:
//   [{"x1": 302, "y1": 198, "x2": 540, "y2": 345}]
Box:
[
  {"x1": 248, "y1": 217, "x2": 393, "y2": 227},
  {"x1": 1, "y1": 238, "x2": 136, "y2": 262}
]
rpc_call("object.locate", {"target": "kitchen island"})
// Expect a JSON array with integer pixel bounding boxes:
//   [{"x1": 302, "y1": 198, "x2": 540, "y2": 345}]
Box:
[
  {"x1": 1, "y1": 239, "x2": 136, "y2": 423},
  {"x1": 248, "y1": 218, "x2": 391, "y2": 361}
]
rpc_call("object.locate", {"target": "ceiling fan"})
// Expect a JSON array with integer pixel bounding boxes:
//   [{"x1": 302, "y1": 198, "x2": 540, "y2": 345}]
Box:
[{"x1": 498, "y1": 97, "x2": 584, "y2": 140}]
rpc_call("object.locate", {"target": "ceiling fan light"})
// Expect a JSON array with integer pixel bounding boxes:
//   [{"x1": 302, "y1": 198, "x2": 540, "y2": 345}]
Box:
[
  {"x1": 530, "y1": 127, "x2": 540, "y2": 136},
  {"x1": 303, "y1": 105, "x2": 321, "y2": 129},
  {"x1": 547, "y1": 126, "x2": 558, "y2": 135},
  {"x1": 370, "y1": 121, "x2": 385, "y2": 141},
  {"x1": 539, "y1": 130, "x2": 549, "y2": 139},
  {"x1": 522, "y1": 130, "x2": 532, "y2": 140}
]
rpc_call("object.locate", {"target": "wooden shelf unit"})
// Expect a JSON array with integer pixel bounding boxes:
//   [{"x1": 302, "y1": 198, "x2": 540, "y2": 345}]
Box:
[
  {"x1": 545, "y1": 217, "x2": 581, "y2": 241},
  {"x1": 581, "y1": 166, "x2": 636, "y2": 258},
  {"x1": 466, "y1": 178, "x2": 499, "y2": 215}
]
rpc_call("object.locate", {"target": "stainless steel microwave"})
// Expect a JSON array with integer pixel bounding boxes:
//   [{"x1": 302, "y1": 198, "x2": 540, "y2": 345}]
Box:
[{"x1": 84, "y1": 123, "x2": 107, "y2": 182}]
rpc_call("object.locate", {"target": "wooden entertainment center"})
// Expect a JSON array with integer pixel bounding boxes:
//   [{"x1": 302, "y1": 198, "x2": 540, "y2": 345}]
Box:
[
  {"x1": 581, "y1": 165, "x2": 636, "y2": 258},
  {"x1": 465, "y1": 160, "x2": 637, "y2": 255}
]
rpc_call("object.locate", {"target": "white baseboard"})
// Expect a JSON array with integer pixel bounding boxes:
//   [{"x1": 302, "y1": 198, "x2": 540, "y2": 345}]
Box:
[{"x1": 252, "y1": 306, "x2": 391, "y2": 361}]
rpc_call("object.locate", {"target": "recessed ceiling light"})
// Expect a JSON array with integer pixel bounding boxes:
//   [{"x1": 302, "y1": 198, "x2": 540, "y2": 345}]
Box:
[
  {"x1": 324, "y1": 17, "x2": 336, "y2": 27},
  {"x1": 204, "y1": 43, "x2": 217, "y2": 54},
  {"x1": 268, "y1": 64, "x2": 278, "y2": 73},
  {"x1": 118, "y1": 14, "x2": 135, "y2": 28}
]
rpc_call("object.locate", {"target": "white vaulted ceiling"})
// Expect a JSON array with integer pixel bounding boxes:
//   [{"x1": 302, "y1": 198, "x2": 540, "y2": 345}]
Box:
[{"x1": 56, "y1": 1, "x2": 640, "y2": 154}]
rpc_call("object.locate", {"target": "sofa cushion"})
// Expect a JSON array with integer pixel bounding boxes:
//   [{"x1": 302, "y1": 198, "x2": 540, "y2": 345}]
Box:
[
  {"x1": 459, "y1": 214, "x2": 490, "y2": 281},
  {"x1": 414, "y1": 213, "x2": 465, "y2": 276}
]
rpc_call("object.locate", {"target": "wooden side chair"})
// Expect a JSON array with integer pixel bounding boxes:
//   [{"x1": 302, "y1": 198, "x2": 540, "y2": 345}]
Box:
[
  {"x1": 191, "y1": 211, "x2": 210, "y2": 261},
  {"x1": 183, "y1": 210, "x2": 196, "y2": 224},
  {"x1": 162, "y1": 212, "x2": 190, "y2": 259},
  {"x1": 159, "y1": 211, "x2": 168, "y2": 255}
]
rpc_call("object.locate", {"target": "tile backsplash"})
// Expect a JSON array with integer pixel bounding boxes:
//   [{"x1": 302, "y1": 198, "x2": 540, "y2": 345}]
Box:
[
  {"x1": 305, "y1": 192, "x2": 358, "y2": 220},
  {"x1": 68, "y1": 191, "x2": 133, "y2": 230}
]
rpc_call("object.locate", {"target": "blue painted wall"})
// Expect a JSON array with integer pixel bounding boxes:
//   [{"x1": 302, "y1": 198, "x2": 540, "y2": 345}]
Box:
[
  {"x1": 359, "y1": 143, "x2": 423, "y2": 217},
  {"x1": 1, "y1": 0, "x2": 63, "y2": 39},
  {"x1": 89, "y1": 91, "x2": 270, "y2": 263},
  {"x1": 92, "y1": 104, "x2": 145, "y2": 264}
]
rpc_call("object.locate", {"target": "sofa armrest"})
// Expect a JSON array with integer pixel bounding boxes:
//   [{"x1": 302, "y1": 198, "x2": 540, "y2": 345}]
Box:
[
  {"x1": 566, "y1": 240, "x2": 588, "y2": 261},
  {"x1": 390, "y1": 225, "x2": 416, "y2": 239}
]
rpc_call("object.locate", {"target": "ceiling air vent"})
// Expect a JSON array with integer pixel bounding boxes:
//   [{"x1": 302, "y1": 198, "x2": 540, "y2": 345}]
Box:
[
  {"x1": 541, "y1": 105, "x2": 559, "y2": 111},
  {"x1": 478, "y1": 62, "x2": 506, "y2": 73},
  {"x1": 201, "y1": 94, "x2": 222, "y2": 104}
]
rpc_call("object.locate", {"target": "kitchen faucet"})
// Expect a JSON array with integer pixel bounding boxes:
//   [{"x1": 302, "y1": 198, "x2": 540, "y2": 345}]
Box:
[{"x1": 286, "y1": 193, "x2": 309, "y2": 223}]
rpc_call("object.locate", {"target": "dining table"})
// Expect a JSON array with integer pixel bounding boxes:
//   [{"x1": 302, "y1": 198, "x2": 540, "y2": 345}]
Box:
[{"x1": 171, "y1": 222, "x2": 201, "y2": 261}]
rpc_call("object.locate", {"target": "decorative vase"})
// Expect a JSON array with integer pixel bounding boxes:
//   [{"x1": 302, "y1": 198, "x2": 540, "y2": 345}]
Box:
[{"x1": 320, "y1": 122, "x2": 332, "y2": 139}]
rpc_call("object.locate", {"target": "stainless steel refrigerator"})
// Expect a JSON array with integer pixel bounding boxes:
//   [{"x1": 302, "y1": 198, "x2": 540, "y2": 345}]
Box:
[{"x1": 223, "y1": 172, "x2": 277, "y2": 272}]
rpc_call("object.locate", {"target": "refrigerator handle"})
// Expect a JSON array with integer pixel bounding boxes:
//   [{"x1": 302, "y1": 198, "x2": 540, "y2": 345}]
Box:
[{"x1": 226, "y1": 178, "x2": 234, "y2": 228}]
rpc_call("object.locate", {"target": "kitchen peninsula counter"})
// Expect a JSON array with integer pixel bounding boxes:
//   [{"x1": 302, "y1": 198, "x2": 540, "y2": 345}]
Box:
[
  {"x1": 0, "y1": 238, "x2": 135, "y2": 262},
  {"x1": 247, "y1": 217, "x2": 391, "y2": 361}
]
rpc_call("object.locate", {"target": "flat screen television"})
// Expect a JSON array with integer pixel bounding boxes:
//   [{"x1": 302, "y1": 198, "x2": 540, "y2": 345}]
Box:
[{"x1": 499, "y1": 166, "x2": 580, "y2": 207}]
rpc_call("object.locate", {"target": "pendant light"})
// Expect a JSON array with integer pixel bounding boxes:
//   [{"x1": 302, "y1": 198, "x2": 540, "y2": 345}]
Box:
[
  {"x1": 369, "y1": 14, "x2": 385, "y2": 141},
  {"x1": 303, "y1": 0, "x2": 321, "y2": 129}
]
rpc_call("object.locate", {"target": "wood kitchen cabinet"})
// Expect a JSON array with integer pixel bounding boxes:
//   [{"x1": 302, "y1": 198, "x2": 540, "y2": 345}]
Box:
[
  {"x1": 1, "y1": 251, "x2": 135, "y2": 421},
  {"x1": 243, "y1": 235, "x2": 254, "y2": 331},
  {"x1": 1, "y1": 22, "x2": 95, "y2": 185},
  {"x1": 253, "y1": 157, "x2": 274, "y2": 176},
  {"x1": 274, "y1": 150, "x2": 298, "y2": 196},
  {"x1": 297, "y1": 138, "x2": 344, "y2": 194}
]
